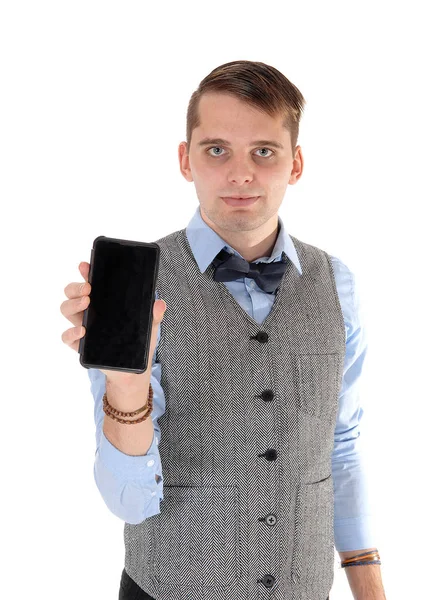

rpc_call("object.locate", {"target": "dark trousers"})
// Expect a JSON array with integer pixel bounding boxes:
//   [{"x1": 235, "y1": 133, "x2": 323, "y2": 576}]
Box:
[
  {"x1": 119, "y1": 568, "x2": 329, "y2": 600},
  {"x1": 119, "y1": 568, "x2": 155, "y2": 599}
]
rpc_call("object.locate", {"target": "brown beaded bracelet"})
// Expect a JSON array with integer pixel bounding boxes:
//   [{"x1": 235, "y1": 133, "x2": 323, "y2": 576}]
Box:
[{"x1": 103, "y1": 383, "x2": 153, "y2": 425}]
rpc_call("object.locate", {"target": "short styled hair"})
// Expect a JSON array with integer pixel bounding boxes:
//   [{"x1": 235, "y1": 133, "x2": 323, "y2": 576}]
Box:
[{"x1": 186, "y1": 60, "x2": 306, "y2": 156}]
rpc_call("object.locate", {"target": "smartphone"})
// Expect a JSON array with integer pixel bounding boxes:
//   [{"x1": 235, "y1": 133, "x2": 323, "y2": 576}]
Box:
[{"x1": 79, "y1": 235, "x2": 160, "y2": 374}]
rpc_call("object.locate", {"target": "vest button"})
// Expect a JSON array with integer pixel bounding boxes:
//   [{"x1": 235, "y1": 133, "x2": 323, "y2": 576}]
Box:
[
  {"x1": 261, "y1": 574, "x2": 276, "y2": 588},
  {"x1": 258, "y1": 448, "x2": 277, "y2": 461},
  {"x1": 265, "y1": 514, "x2": 277, "y2": 526},
  {"x1": 256, "y1": 331, "x2": 268, "y2": 343},
  {"x1": 261, "y1": 389, "x2": 274, "y2": 402},
  {"x1": 266, "y1": 448, "x2": 277, "y2": 460}
]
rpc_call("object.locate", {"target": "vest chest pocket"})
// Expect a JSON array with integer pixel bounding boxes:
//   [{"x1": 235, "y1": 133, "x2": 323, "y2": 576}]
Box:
[
  {"x1": 296, "y1": 353, "x2": 341, "y2": 419},
  {"x1": 152, "y1": 485, "x2": 241, "y2": 589}
]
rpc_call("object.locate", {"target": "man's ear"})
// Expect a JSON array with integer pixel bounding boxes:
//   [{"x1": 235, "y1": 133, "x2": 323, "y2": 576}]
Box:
[{"x1": 178, "y1": 141, "x2": 193, "y2": 182}]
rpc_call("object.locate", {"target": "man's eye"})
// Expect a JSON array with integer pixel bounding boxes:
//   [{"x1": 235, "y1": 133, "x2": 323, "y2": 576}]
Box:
[
  {"x1": 207, "y1": 147, "x2": 274, "y2": 157},
  {"x1": 208, "y1": 146, "x2": 225, "y2": 156},
  {"x1": 255, "y1": 148, "x2": 273, "y2": 157}
]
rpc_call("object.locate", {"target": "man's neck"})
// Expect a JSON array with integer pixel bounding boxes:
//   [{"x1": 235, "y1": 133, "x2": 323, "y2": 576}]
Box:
[{"x1": 199, "y1": 206, "x2": 280, "y2": 262}]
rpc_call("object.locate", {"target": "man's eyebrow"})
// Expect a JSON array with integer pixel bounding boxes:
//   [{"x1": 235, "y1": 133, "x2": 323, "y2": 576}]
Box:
[{"x1": 197, "y1": 137, "x2": 284, "y2": 150}]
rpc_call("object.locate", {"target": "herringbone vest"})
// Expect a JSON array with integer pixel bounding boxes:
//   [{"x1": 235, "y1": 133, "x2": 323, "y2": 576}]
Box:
[{"x1": 123, "y1": 228, "x2": 346, "y2": 600}]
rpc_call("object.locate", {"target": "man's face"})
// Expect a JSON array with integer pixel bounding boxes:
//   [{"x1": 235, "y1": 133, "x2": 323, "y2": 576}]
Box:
[{"x1": 179, "y1": 92, "x2": 303, "y2": 233}]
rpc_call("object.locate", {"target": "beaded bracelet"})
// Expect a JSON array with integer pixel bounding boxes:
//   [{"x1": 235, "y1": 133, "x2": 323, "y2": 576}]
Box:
[
  {"x1": 341, "y1": 549, "x2": 381, "y2": 568},
  {"x1": 103, "y1": 383, "x2": 153, "y2": 425}
]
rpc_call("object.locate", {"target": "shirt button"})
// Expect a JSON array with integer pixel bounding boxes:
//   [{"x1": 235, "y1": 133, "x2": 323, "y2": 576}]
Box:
[
  {"x1": 151, "y1": 491, "x2": 156, "y2": 496},
  {"x1": 147, "y1": 459, "x2": 155, "y2": 467}
]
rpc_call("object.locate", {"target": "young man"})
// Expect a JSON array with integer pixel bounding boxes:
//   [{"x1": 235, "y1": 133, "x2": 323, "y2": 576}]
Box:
[{"x1": 85, "y1": 61, "x2": 386, "y2": 599}]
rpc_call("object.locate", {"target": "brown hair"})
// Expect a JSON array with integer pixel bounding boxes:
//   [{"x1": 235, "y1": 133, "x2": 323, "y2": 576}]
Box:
[{"x1": 186, "y1": 60, "x2": 306, "y2": 156}]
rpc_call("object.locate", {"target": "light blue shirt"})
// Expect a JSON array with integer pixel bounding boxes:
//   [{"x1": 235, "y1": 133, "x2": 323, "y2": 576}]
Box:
[{"x1": 87, "y1": 205, "x2": 375, "y2": 552}]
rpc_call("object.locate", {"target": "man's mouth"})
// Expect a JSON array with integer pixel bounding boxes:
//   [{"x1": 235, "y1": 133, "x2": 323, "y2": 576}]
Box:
[{"x1": 222, "y1": 196, "x2": 260, "y2": 207}]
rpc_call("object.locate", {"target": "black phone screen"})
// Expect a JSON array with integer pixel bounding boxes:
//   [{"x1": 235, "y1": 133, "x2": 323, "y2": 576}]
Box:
[{"x1": 79, "y1": 236, "x2": 160, "y2": 374}]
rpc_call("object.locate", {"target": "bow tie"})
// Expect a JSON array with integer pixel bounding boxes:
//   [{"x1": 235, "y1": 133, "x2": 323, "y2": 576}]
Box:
[{"x1": 211, "y1": 248, "x2": 288, "y2": 294}]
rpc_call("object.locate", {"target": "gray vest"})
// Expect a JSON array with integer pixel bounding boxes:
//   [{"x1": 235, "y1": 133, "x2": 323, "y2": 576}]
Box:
[{"x1": 123, "y1": 228, "x2": 345, "y2": 600}]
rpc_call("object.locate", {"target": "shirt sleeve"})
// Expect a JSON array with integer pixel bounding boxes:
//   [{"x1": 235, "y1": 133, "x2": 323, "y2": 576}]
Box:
[
  {"x1": 330, "y1": 256, "x2": 379, "y2": 552},
  {"x1": 87, "y1": 289, "x2": 165, "y2": 525}
]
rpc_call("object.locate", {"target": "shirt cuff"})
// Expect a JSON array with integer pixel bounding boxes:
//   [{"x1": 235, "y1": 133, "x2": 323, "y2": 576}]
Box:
[
  {"x1": 334, "y1": 514, "x2": 379, "y2": 552},
  {"x1": 98, "y1": 427, "x2": 163, "y2": 481}
]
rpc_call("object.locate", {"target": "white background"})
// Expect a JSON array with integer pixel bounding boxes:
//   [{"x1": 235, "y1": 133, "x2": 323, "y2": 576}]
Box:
[{"x1": 1, "y1": 1, "x2": 428, "y2": 598}]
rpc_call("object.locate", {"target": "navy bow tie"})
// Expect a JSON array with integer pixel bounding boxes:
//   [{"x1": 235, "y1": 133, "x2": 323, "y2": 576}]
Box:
[{"x1": 212, "y1": 248, "x2": 288, "y2": 294}]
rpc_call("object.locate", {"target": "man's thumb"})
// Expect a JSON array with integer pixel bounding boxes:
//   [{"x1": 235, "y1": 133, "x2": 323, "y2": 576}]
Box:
[{"x1": 154, "y1": 299, "x2": 167, "y2": 322}]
